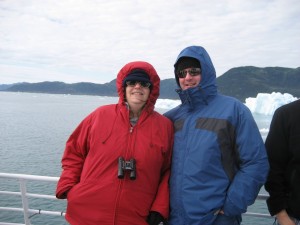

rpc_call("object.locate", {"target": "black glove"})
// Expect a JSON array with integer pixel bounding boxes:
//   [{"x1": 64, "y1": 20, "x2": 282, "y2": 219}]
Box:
[{"x1": 147, "y1": 211, "x2": 164, "y2": 225}]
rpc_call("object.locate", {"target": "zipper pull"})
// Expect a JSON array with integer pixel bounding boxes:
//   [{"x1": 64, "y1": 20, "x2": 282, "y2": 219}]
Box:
[{"x1": 129, "y1": 126, "x2": 133, "y2": 133}]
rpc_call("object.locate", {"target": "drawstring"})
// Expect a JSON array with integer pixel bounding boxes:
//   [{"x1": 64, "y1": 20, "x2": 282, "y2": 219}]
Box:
[
  {"x1": 101, "y1": 109, "x2": 120, "y2": 144},
  {"x1": 150, "y1": 112, "x2": 154, "y2": 148},
  {"x1": 198, "y1": 86, "x2": 208, "y2": 105}
]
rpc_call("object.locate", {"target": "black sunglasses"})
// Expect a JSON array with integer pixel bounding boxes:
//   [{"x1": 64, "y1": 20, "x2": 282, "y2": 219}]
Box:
[
  {"x1": 126, "y1": 80, "x2": 151, "y2": 88},
  {"x1": 177, "y1": 68, "x2": 201, "y2": 78}
]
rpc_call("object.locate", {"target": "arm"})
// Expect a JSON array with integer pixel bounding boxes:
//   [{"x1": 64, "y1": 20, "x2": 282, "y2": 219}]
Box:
[
  {"x1": 149, "y1": 123, "x2": 174, "y2": 219},
  {"x1": 149, "y1": 169, "x2": 171, "y2": 218},
  {"x1": 223, "y1": 107, "x2": 269, "y2": 215},
  {"x1": 264, "y1": 109, "x2": 290, "y2": 216},
  {"x1": 56, "y1": 115, "x2": 92, "y2": 199}
]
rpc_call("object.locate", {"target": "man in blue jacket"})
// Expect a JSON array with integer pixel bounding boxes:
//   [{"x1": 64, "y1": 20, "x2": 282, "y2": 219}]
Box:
[{"x1": 164, "y1": 46, "x2": 269, "y2": 225}]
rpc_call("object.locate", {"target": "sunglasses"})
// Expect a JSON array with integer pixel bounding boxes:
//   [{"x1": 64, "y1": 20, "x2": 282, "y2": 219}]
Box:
[
  {"x1": 126, "y1": 80, "x2": 151, "y2": 88},
  {"x1": 177, "y1": 68, "x2": 201, "y2": 78}
]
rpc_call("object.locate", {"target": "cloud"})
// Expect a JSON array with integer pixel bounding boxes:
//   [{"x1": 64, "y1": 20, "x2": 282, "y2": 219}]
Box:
[{"x1": 0, "y1": 0, "x2": 299, "y2": 84}]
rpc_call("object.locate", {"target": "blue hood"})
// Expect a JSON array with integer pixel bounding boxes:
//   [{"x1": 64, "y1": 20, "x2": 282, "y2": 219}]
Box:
[
  {"x1": 174, "y1": 46, "x2": 218, "y2": 108},
  {"x1": 174, "y1": 45, "x2": 217, "y2": 91}
]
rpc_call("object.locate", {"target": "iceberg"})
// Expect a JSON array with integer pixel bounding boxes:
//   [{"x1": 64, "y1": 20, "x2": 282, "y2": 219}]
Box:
[
  {"x1": 156, "y1": 92, "x2": 298, "y2": 117},
  {"x1": 154, "y1": 92, "x2": 299, "y2": 140},
  {"x1": 245, "y1": 92, "x2": 298, "y2": 116},
  {"x1": 156, "y1": 98, "x2": 181, "y2": 110}
]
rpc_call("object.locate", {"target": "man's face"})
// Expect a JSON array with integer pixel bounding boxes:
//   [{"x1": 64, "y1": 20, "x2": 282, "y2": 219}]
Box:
[{"x1": 178, "y1": 67, "x2": 201, "y2": 90}]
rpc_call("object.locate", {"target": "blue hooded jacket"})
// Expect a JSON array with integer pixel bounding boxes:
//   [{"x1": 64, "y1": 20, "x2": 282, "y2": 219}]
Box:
[{"x1": 164, "y1": 46, "x2": 269, "y2": 225}]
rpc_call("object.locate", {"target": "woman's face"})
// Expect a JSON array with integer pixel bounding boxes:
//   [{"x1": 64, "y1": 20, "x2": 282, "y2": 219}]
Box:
[{"x1": 125, "y1": 81, "x2": 150, "y2": 108}]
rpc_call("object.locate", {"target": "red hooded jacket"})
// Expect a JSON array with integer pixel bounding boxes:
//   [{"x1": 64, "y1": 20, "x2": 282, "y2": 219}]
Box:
[{"x1": 56, "y1": 61, "x2": 174, "y2": 225}]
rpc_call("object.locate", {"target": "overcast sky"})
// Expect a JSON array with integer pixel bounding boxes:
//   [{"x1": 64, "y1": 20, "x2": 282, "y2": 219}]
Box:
[{"x1": 0, "y1": 0, "x2": 299, "y2": 84}]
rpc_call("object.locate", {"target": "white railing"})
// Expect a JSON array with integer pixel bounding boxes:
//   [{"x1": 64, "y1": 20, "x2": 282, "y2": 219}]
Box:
[
  {"x1": 0, "y1": 172, "x2": 272, "y2": 225},
  {"x1": 0, "y1": 173, "x2": 65, "y2": 225}
]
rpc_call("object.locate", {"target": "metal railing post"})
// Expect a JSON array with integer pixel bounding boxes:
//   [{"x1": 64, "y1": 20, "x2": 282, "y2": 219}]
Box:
[{"x1": 19, "y1": 179, "x2": 31, "y2": 225}]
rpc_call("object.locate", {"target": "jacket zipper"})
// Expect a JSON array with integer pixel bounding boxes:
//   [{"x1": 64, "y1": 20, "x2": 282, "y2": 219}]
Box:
[{"x1": 114, "y1": 123, "x2": 134, "y2": 224}]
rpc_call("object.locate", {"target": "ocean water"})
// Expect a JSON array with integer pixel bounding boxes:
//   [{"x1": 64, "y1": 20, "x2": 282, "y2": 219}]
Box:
[{"x1": 0, "y1": 92, "x2": 274, "y2": 224}]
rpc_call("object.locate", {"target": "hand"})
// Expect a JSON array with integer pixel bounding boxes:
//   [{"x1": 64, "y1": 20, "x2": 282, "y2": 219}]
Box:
[
  {"x1": 147, "y1": 211, "x2": 164, "y2": 225},
  {"x1": 213, "y1": 209, "x2": 224, "y2": 215},
  {"x1": 276, "y1": 210, "x2": 296, "y2": 225}
]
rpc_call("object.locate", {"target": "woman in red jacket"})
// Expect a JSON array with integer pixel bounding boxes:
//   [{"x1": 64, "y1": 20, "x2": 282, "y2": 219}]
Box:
[{"x1": 56, "y1": 61, "x2": 174, "y2": 225}]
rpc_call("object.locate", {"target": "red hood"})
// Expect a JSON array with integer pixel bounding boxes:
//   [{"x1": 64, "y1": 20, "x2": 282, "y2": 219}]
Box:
[{"x1": 116, "y1": 61, "x2": 160, "y2": 111}]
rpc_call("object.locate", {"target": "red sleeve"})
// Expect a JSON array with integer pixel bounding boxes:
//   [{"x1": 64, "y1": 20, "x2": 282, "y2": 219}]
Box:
[
  {"x1": 56, "y1": 114, "x2": 92, "y2": 199},
  {"x1": 150, "y1": 119, "x2": 174, "y2": 218}
]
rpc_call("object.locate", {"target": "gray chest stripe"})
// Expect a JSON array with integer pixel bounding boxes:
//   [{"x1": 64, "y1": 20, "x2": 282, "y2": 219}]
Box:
[
  {"x1": 174, "y1": 119, "x2": 185, "y2": 132},
  {"x1": 195, "y1": 118, "x2": 240, "y2": 181}
]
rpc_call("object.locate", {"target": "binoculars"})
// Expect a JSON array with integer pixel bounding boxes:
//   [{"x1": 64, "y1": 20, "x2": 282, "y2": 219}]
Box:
[{"x1": 118, "y1": 157, "x2": 136, "y2": 180}]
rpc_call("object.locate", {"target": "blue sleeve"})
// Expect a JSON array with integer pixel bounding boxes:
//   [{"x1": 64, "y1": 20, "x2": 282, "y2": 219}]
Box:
[{"x1": 223, "y1": 105, "x2": 269, "y2": 215}]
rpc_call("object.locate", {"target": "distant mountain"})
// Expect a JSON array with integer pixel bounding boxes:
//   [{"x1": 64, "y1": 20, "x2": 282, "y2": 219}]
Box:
[
  {"x1": 0, "y1": 83, "x2": 15, "y2": 91},
  {"x1": 217, "y1": 66, "x2": 300, "y2": 101},
  {"x1": 3, "y1": 80, "x2": 118, "y2": 96},
  {"x1": 1, "y1": 66, "x2": 299, "y2": 102}
]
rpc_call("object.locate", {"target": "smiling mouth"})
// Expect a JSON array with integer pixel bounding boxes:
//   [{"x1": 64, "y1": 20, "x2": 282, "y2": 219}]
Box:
[
  {"x1": 185, "y1": 83, "x2": 197, "y2": 87},
  {"x1": 131, "y1": 92, "x2": 143, "y2": 95}
]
